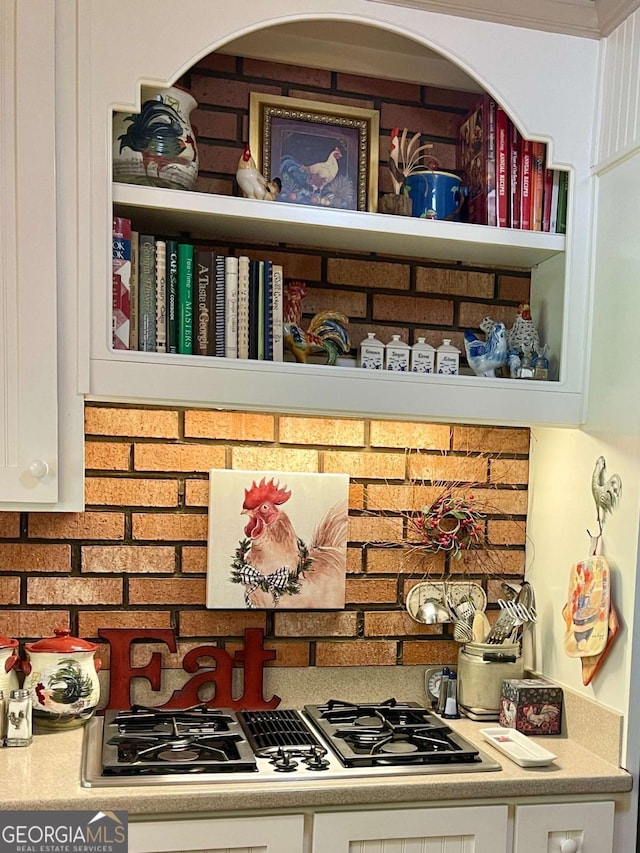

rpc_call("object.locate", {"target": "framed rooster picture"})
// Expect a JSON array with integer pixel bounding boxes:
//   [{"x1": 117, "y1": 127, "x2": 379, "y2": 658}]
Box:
[
  {"x1": 206, "y1": 469, "x2": 349, "y2": 610},
  {"x1": 249, "y1": 93, "x2": 379, "y2": 212}
]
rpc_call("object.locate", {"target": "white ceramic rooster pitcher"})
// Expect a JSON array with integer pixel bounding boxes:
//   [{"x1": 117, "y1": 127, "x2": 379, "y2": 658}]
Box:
[
  {"x1": 22, "y1": 628, "x2": 101, "y2": 732},
  {"x1": 0, "y1": 634, "x2": 21, "y2": 693}
]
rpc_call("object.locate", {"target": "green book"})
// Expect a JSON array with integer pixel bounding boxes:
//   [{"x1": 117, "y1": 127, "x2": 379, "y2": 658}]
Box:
[
  {"x1": 138, "y1": 234, "x2": 156, "y2": 352},
  {"x1": 178, "y1": 242, "x2": 194, "y2": 354},
  {"x1": 556, "y1": 171, "x2": 568, "y2": 235},
  {"x1": 166, "y1": 239, "x2": 179, "y2": 354}
]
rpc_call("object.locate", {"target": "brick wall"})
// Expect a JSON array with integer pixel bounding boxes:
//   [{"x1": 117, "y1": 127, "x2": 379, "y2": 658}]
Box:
[{"x1": 0, "y1": 404, "x2": 529, "y2": 672}]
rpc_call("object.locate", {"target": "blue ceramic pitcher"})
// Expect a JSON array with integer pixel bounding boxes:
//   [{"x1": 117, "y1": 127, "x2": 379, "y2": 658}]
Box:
[{"x1": 403, "y1": 170, "x2": 466, "y2": 221}]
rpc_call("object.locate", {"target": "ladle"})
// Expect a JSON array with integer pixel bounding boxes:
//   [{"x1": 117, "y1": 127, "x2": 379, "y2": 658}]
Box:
[{"x1": 415, "y1": 597, "x2": 451, "y2": 624}]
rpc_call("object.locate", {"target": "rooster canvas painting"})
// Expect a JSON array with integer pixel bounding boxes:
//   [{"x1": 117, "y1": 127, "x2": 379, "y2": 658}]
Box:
[{"x1": 207, "y1": 470, "x2": 349, "y2": 610}]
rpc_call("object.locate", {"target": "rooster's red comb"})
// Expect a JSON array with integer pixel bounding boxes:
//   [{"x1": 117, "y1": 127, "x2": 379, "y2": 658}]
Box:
[{"x1": 243, "y1": 477, "x2": 291, "y2": 510}]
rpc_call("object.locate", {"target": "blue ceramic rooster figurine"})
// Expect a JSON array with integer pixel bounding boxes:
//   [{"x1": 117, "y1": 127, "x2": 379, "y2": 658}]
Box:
[{"x1": 463, "y1": 321, "x2": 508, "y2": 377}]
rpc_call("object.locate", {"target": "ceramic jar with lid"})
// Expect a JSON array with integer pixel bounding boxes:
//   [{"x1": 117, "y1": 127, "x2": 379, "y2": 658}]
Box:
[
  {"x1": 0, "y1": 635, "x2": 21, "y2": 693},
  {"x1": 457, "y1": 641, "x2": 524, "y2": 720},
  {"x1": 436, "y1": 339, "x2": 461, "y2": 375},
  {"x1": 385, "y1": 335, "x2": 410, "y2": 371},
  {"x1": 22, "y1": 628, "x2": 101, "y2": 732},
  {"x1": 358, "y1": 332, "x2": 385, "y2": 369},
  {"x1": 411, "y1": 337, "x2": 436, "y2": 373}
]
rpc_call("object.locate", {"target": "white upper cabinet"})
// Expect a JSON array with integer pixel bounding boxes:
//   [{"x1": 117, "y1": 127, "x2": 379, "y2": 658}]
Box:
[
  {"x1": 0, "y1": 2, "x2": 59, "y2": 506},
  {"x1": 78, "y1": 0, "x2": 600, "y2": 427}
]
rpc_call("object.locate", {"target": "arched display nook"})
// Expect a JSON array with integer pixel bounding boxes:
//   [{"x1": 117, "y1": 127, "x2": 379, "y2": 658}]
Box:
[{"x1": 84, "y1": 0, "x2": 599, "y2": 427}]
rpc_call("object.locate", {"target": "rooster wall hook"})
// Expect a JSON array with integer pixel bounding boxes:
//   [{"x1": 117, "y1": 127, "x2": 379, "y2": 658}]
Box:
[{"x1": 587, "y1": 456, "x2": 622, "y2": 553}]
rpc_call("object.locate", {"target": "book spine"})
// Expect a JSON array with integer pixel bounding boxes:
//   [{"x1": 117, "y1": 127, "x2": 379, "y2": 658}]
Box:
[
  {"x1": 509, "y1": 124, "x2": 521, "y2": 229},
  {"x1": 549, "y1": 170, "x2": 560, "y2": 234},
  {"x1": 225, "y1": 256, "x2": 239, "y2": 359},
  {"x1": 155, "y1": 239, "x2": 167, "y2": 353},
  {"x1": 556, "y1": 170, "x2": 569, "y2": 234},
  {"x1": 263, "y1": 260, "x2": 273, "y2": 361},
  {"x1": 178, "y1": 242, "x2": 194, "y2": 354},
  {"x1": 486, "y1": 97, "x2": 497, "y2": 227},
  {"x1": 248, "y1": 259, "x2": 260, "y2": 360},
  {"x1": 495, "y1": 107, "x2": 509, "y2": 228},
  {"x1": 530, "y1": 142, "x2": 545, "y2": 231},
  {"x1": 257, "y1": 260, "x2": 265, "y2": 360},
  {"x1": 519, "y1": 139, "x2": 532, "y2": 231},
  {"x1": 542, "y1": 167, "x2": 554, "y2": 233},
  {"x1": 138, "y1": 234, "x2": 156, "y2": 352},
  {"x1": 237, "y1": 256, "x2": 250, "y2": 360},
  {"x1": 166, "y1": 240, "x2": 179, "y2": 354},
  {"x1": 129, "y1": 231, "x2": 139, "y2": 350},
  {"x1": 194, "y1": 250, "x2": 214, "y2": 357},
  {"x1": 112, "y1": 216, "x2": 132, "y2": 350},
  {"x1": 271, "y1": 264, "x2": 284, "y2": 362},
  {"x1": 214, "y1": 254, "x2": 226, "y2": 357}
]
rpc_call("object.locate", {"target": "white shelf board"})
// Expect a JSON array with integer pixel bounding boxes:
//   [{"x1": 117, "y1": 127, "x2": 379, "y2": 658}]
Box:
[
  {"x1": 89, "y1": 352, "x2": 583, "y2": 428},
  {"x1": 113, "y1": 183, "x2": 565, "y2": 268}
]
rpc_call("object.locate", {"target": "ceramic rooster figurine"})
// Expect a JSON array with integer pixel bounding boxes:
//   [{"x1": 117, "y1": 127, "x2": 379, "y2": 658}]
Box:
[
  {"x1": 283, "y1": 281, "x2": 351, "y2": 365},
  {"x1": 463, "y1": 321, "x2": 508, "y2": 377},
  {"x1": 507, "y1": 303, "x2": 540, "y2": 356},
  {"x1": 236, "y1": 144, "x2": 282, "y2": 200}
]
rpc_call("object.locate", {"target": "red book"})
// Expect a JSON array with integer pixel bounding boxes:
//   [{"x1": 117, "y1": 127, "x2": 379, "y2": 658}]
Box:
[
  {"x1": 112, "y1": 216, "x2": 132, "y2": 350},
  {"x1": 509, "y1": 123, "x2": 521, "y2": 229},
  {"x1": 530, "y1": 142, "x2": 546, "y2": 231},
  {"x1": 495, "y1": 107, "x2": 509, "y2": 228},
  {"x1": 542, "y1": 167, "x2": 554, "y2": 232},
  {"x1": 519, "y1": 139, "x2": 533, "y2": 230},
  {"x1": 458, "y1": 94, "x2": 496, "y2": 226}
]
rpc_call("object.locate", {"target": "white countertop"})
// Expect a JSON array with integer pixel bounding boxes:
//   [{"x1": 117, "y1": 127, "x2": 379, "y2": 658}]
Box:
[{"x1": 0, "y1": 716, "x2": 631, "y2": 818}]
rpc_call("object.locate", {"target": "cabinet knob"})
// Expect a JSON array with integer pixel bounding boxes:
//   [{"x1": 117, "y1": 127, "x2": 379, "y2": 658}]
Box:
[
  {"x1": 28, "y1": 459, "x2": 49, "y2": 479},
  {"x1": 560, "y1": 840, "x2": 579, "y2": 853}
]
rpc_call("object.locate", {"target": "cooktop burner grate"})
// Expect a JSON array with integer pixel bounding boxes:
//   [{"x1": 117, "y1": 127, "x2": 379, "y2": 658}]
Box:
[{"x1": 238, "y1": 709, "x2": 324, "y2": 755}]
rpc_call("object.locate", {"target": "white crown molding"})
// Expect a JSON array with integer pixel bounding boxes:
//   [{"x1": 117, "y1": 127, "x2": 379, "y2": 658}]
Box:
[
  {"x1": 364, "y1": 0, "x2": 602, "y2": 38},
  {"x1": 596, "y1": 0, "x2": 640, "y2": 34}
]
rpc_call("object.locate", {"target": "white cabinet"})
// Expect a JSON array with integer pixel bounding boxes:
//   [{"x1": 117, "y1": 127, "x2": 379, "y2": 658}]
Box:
[
  {"x1": 129, "y1": 815, "x2": 305, "y2": 853},
  {"x1": 513, "y1": 801, "x2": 615, "y2": 853},
  {"x1": 312, "y1": 805, "x2": 508, "y2": 852},
  {"x1": 0, "y1": 1, "x2": 84, "y2": 510},
  {"x1": 73, "y1": 0, "x2": 599, "y2": 428}
]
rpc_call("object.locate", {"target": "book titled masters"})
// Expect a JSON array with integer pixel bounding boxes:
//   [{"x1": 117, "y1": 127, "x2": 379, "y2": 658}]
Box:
[
  {"x1": 155, "y1": 239, "x2": 167, "y2": 353},
  {"x1": 178, "y1": 242, "x2": 194, "y2": 354}
]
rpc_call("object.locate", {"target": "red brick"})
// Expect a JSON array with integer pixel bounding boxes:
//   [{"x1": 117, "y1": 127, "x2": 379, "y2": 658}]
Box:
[
  {"x1": 373, "y1": 294, "x2": 453, "y2": 326},
  {"x1": 453, "y1": 426, "x2": 530, "y2": 455},
  {"x1": 198, "y1": 143, "x2": 246, "y2": 175},
  {"x1": 190, "y1": 109, "x2": 237, "y2": 141},
  {"x1": 403, "y1": 639, "x2": 459, "y2": 665},
  {"x1": 380, "y1": 104, "x2": 460, "y2": 139},
  {"x1": 338, "y1": 73, "x2": 421, "y2": 103},
  {"x1": 315, "y1": 641, "x2": 397, "y2": 666},
  {"x1": 274, "y1": 612, "x2": 357, "y2": 637},
  {"x1": 346, "y1": 578, "x2": 397, "y2": 604},
  {"x1": 0, "y1": 576, "x2": 21, "y2": 604},
  {"x1": 182, "y1": 546, "x2": 208, "y2": 573},
  {"x1": 180, "y1": 611, "x2": 267, "y2": 636},
  {"x1": 244, "y1": 58, "x2": 331, "y2": 89},
  {"x1": 185, "y1": 480, "x2": 209, "y2": 507},
  {"x1": 193, "y1": 52, "x2": 238, "y2": 74},
  {"x1": 78, "y1": 610, "x2": 172, "y2": 638},
  {"x1": 27, "y1": 577, "x2": 122, "y2": 605},
  {"x1": 327, "y1": 258, "x2": 409, "y2": 291},
  {"x1": 128, "y1": 578, "x2": 206, "y2": 605},
  {"x1": 85, "y1": 442, "x2": 131, "y2": 471},
  {"x1": 132, "y1": 513, "x2": 208, "y2": 541},
  {"x1": 85, "y1": 477, "x2": 178, "y2": 507},
  {"x1": 364, "y1": 611, "x2": 441, "y2": 636},
  {"x1": 85, "y1": 407, "x2": 179, "y2": 438},
  {"x1": 423, "y1": 88, "x2": 480, "y2": 111},
  {"x1": 0, "y1": 543, "x2": 70, "y2": 572},
  {"x1": 81, "y1": 546, "x2": 176, "y2": 574},
  {"x1": 184, "y1": 411, "x2": 274, "y2": 441},
  {"x1": 28, "y1": 513, "x2": 125, "y2": 540},
  {"x1": 300, "y1": 287, "x2": 367, "y2": 319},
  {"x1": 0, "y1": 513, "x2": 20, "y2": 538},
  {"x1": 190, "y1": 75, "x2": 280, "y2": 110},
  {"x1": 498, "y1": 275, "x2": 531, "y2": 303},
  {"x1": 226, "y1": 639, "x2": 310, "y2": 667},
  {"x1": 0, "y1": 611, "x2": 70, "y2": 639},
  {"x1": 369, "y1": 421, "x2": 450, "y2": 450}
]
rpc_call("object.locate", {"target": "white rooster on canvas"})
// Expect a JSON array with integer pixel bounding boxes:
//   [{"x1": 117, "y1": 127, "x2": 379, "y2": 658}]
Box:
[{"x1": 232, "y1": 477, "x2": 348, "y2": 609}]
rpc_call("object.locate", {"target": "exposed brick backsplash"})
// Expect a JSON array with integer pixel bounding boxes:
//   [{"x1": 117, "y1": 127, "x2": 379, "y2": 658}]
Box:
[{"x1": 0, "y1": 404, "x2": 529, "y2": 673}]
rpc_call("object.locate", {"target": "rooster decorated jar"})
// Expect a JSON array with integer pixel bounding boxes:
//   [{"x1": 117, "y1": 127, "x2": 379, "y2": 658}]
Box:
[
  {"x1": 22, "y1": 628, "x2": 101, "y2": 732},
  {"x1": 0, "y1": 634, "x2": 21, "y2": 693},
  {"x1": 112, "y1": 85, "x2": 199, "y2": 190}
]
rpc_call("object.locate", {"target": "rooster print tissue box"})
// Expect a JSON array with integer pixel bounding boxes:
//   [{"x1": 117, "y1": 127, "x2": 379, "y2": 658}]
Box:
[
  {"x1": 207, "y1": 470, "x2": 349, "y2": 610},
  {"x1": 499, "y1": 678, "x2": 563, "y2": 736}
]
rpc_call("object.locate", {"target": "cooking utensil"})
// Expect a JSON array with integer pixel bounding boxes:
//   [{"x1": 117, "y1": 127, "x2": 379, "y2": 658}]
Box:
[
  {"x1": 416, "y1": 598, "x2": 451, "y2": 625},
  {"x1": 484, "y1": 606, "x2": 518, "y2": 644}
]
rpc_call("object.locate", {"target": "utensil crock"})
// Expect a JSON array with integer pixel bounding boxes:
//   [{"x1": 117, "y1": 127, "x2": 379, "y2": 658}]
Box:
[{"x1": 22, "y1": 628, "x2": 101, "y2": 732}]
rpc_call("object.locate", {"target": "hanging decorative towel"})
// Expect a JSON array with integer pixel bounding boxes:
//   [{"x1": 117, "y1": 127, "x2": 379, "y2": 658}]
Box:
[{"x1": 562, "y1": 555, "x2": 610, "y2": 659}]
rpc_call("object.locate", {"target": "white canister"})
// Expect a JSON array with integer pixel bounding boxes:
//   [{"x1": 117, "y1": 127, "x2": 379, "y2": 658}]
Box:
[
  {"x1": 22, "y1": 628, "x2": 101, "y2": 732},
  {"x1": 457, "y1": 642, "x2": 524, "y2": 718},
  {"x1": 436, "y1": 339, "x2": 461, "y2": 375},
  {"x1": 358, "y1": 332, "x2": 385, "y2": 369},
  {"x1": 0, "y1": 635, "x2": 21, "y2": 694},
  {"x1": 411, "y1": 337, "x2": 436, "y2": 373},
  {"x1": 385, "y1": 335, "x2": 410, "y2": 372}
]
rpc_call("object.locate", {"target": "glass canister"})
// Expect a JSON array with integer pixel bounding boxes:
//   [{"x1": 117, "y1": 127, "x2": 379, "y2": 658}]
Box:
[{"x1": 457, "y1": 641, "x2": 524, "y2": 719}]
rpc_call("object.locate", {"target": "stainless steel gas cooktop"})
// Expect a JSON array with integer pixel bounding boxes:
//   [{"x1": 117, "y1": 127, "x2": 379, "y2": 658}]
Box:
[{"x1": 81, "y1": 699, "x2": 501, "y2": 787}]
